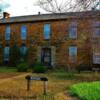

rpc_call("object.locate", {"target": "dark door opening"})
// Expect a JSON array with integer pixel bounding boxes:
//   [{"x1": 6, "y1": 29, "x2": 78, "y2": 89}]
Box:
[{"x1": 41, "y1": 48, "x2": 51, "y2": 66}]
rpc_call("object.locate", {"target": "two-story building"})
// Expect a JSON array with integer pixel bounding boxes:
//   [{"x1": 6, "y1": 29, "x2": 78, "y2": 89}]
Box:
[{"x1": 0, "y1": 11, "x2": 100, "y2": 69}]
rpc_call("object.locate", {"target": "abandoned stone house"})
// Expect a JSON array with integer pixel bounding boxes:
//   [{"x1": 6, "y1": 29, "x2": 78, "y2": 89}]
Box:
[{"x1": 0, "y1": 11, "x2": 100, "y2": 69}]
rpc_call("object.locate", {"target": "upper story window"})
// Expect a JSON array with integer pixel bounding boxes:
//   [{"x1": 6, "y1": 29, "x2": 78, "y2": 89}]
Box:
[
  {"x1": 93, "y1": 21, "x2": 100, "y2": 37},
  {"x1": 44, "y1": 24, "x2": 51, "y2": 39},
  {"x1": 4, "y1": 46, "x2": 10, "y2": 61},
  {"x1": 21, "y1": 25, "x2": 27, "y2": 40},
  {"x1": 69, "y1": 22, "x2": 77, "y2": 39},
  {"x1": 5, "y1": 26, "x2": 11, "y2": 40},
  {"x1": 69, "y1": 46, "x2": 77, "y2": 61}
]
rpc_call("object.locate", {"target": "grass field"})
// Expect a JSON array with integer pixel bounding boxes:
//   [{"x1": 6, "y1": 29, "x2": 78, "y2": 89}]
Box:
[
  {"x1": 70, "y1": 82, "x2": 100, "y2": 100},
  {"x1": 0, "y1": 70, "x2": 77, "y2": 100},
  {"x1": 0, "y1": 69, "x2": 100, "y2": 100},
  {"x1": 0, "y1": 67, "x2": 17, "y2": 73}
]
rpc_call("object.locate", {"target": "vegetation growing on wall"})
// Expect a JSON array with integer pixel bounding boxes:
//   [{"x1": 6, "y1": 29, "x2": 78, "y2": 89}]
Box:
[{"x1": 10, "y1": 44, "x2": 20, "y2": 66}]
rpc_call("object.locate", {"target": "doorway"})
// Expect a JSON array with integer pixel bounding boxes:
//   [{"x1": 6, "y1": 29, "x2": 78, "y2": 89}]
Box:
[{"x1": 41, "y1": 48, "x2": 51, "y2": 66}]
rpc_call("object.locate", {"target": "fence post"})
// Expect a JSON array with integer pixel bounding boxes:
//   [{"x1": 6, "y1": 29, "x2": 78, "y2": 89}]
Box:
[
  {"x1": 43, "y1": 81, "x2": 48, "y2": 95},
  {"x1": 40, "y1": 77, "x2": 48, "y2": 95},
  {"x1": 25, "y1": 75, "x2": 31, "y2": 91}
]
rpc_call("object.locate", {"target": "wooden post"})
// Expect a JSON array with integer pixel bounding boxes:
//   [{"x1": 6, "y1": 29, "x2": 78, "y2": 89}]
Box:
[
  {"x1": 25, "y1": 75, "x2": 31, "y2": 91},
  {"x1": 27, "y1": 79, "x2": 31, "y2": 91},
  {"x1": 25, "y1": 76, "x2": 48, "y2": 94},
  {"x1": 43, "y1": 81, "x2": 48, "y2": 95}
]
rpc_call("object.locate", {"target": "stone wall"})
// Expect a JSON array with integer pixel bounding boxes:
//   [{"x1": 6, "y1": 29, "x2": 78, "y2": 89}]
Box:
[{"x1": 0, "y1": 16, "x2": 100, "y2": 68}]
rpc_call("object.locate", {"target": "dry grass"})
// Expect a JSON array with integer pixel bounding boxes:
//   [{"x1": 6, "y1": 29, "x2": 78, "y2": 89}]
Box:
[
  {"x1": 0, "y1": 73, "x2": 21, "y2": 79},
  {"x1": 0, "y1": 71, "x2": 100, "y2": 100}
]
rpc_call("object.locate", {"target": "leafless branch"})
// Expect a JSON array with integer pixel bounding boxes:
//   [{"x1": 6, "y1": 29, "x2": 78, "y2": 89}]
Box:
[{"x1": 35, "y1": 0, "x2": 99, "y2": 13}]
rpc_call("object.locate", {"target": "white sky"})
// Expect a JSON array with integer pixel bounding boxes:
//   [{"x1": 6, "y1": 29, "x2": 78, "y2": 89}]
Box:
[
  {"x1": 4, "y1": 0, "x2": 47, "y2": 16},
  {"x1": 2, "y1": 0, "x2": 99, "y2": 17}
]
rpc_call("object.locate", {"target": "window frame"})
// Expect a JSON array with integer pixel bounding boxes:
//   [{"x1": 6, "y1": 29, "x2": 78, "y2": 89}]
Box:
[
  {"x1": 93, "y1": 21, "x2": 100, "y2": 37},
  {"x1": 20, "y1": 45, "x2": 27, "y2": 56},
  {"x1": 69, "y1": 46, "x2": 77, "y2": 62},
  {"x1": 4, "y1": 46, "x2": 10, "y2": 61},
  {"x1": 69, "y1": 22, "x2": 77, "y2": 39},
  {"x1": 44, "y1": 23, "x2": 51, "y2": 40},
  {"x1": 21, "y1": 25, "x2": 27, "y2": 40},
  {"x1": 5, "y1": 26, "x2": 11, "y2": 40},
  {"x1": 93, "y1": 53, "x2": 100, "y2": 64}
]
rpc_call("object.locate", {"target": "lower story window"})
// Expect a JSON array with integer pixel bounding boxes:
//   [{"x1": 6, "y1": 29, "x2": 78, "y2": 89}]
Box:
[
  {"x1": 93, "y1": 53, "x2": 100, "y2": 64},
  {"x1": 4, "y1": 46, "x2": 10, "y2": 61},
  {"x1": 69, "y1": 46, "x2": 77, "y2": 62},
  {"x1": 20, "y1": 45, "x2": 27, "y2": 56}
]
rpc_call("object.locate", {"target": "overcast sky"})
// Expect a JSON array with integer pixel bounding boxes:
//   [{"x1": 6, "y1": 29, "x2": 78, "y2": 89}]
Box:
[
  {"x1": 1, "y1": 0, "x2": 99, "y2": 17},
  {"x1": 1, "y1": 0, "x2": 47, "y2": 16}
]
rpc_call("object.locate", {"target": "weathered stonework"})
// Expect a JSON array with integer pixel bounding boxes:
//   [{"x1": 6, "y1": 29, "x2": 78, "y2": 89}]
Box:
[{"x1": 0, "y1": 11, "x2": 100, "y2": 69}]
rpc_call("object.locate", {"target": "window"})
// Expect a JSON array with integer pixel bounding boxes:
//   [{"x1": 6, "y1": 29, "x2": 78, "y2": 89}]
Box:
[
  {"x1": 69, "y1": 22, "x2": 77, "y2": 39},
  {"x1": 4, "y1": 46, "x2": 10, "y2": 61},
  {"x1": 0, "y1": 44, "x2": 2, "y2": 48},
  {"x1": 44, "y1": 24, "x2": 51, "y2": 39},
  {"x1": 20, "y1": 45, "x2": 27, "y2": 56},
  {"x1": 93, "y1": 21, "x2": 100, "y2": 37},
  {"x1": 21, "y1": 25, "x2": 27, "y2": 40},
  {"x1": 5, "y1": 26, "x2": 11, "y2": 40},
  {"x1": 69, "y1": 46, "x2": 77, "y2": 61},
  {"x1": 93, "y1": 53, "x2": 100, "y2": 64}
]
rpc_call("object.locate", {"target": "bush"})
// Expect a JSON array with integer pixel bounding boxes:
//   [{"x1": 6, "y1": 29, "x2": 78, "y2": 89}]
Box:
[
  {"x1": 92, "y1": 64, "x2": 100, "y2": 68},
  {"x1": 76, "y1": 64, "x2": 92, "y2": 73},
  {"x1": 17, "y1": 62, "x2": 28, "y2": 72},
  {"x1": 70, "y1": 82, "x2": 100, "y2": 100},
  {"x1": 33, "y1": 62, "x2": 47, "y2": 73}
]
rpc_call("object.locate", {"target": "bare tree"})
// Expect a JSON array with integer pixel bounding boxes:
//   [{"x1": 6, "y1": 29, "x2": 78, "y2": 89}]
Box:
[
  {"x1": 76, "y1": 0, "x2": 100, "y2": 11},
  {"x1": 35, "y1": 0, "x2": 99, "y2": 13}
]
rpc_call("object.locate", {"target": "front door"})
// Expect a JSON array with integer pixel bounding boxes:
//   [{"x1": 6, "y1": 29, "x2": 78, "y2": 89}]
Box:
[{"x1": 41, "y1": 48, "x2": 51, "y2": 66}]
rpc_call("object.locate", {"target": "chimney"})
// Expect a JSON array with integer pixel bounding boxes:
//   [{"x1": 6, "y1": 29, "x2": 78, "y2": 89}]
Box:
[
  {"x1": 3, "y1": 12, "x2": 10, "y2": 18},
  {"x1": 38, "y1": 12, "x2": 40, "y2": 15}
]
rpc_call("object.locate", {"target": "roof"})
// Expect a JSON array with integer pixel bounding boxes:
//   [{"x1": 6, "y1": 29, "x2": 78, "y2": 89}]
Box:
[{"x1": 0, "y1": 11, "x2": 100, "y2": 24}]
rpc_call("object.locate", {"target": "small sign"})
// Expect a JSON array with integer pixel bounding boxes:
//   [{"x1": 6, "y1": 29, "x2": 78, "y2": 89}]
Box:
[
  {"x1": 25, "y1": 75, "x2": 48, "y2": 95},
  {"x1": 30, "y1": 77, "x2": 41, "y2": 81}
]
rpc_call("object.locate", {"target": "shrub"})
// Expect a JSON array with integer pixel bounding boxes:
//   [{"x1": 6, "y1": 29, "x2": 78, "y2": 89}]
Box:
[
  {"x1": 76, "y1": 64, "x2": 92, "y2": 73},
  {"x1": 70, "y1": 82, "x2": 100, "y2": 100},
  {"x1": 33, "y1": 62, "x2": 47, "y2": 73},
  {"x1": 92, "y1": 64, "x2": 100, "y2": 68},
  {"x1": 17, "y1": 62, "x2": 28, "y2": 72}
]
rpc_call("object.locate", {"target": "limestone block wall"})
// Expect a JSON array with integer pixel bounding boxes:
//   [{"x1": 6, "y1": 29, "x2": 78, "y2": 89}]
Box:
[{"x1": 0, "y1": 16, "x2": 100, "y2": 68}]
